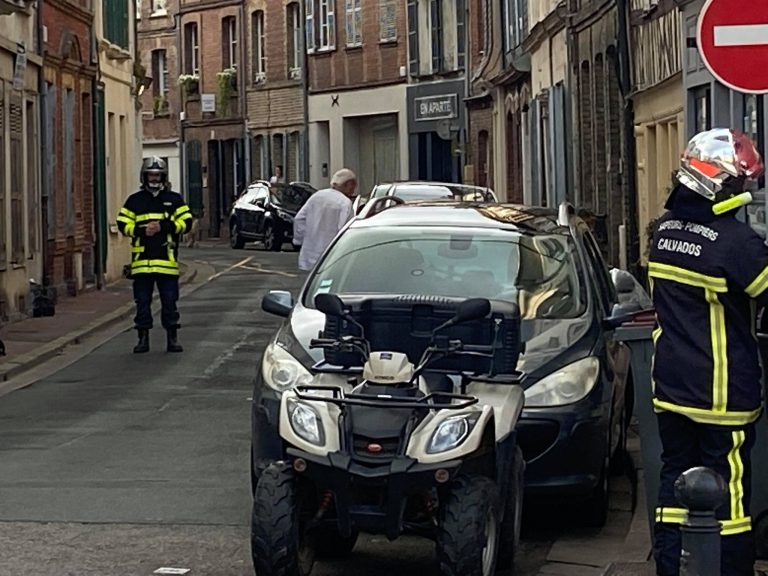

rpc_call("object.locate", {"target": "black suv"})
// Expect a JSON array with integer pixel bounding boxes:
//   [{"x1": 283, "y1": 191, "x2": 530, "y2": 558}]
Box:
[
  {"x1": 254, "y1": 200, "x2": 650, "y2": 526},
  {"x1": 230, "y1": 181, "x2": 315, "y2": 251}
]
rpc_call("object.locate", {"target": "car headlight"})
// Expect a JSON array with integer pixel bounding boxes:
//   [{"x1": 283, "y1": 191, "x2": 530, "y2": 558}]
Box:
[
  {"x1": 262, "y1": 342, "x2": 314, "y2": 392},
  {"x1": 287, "y1": 398, "x2": 325, "y2": 446},
  {"x1": 427, "y1": 414, "x2": 479, "y2": 454},
  {"x1": 524, "y1": 356, "x2": 601, "y2": 407}
]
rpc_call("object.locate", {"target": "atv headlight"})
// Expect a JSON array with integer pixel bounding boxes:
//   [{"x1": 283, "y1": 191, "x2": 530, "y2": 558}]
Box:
[
  {"x1": 427, "y1": 414, "x2": 479, "y2": 454},
  {"x1": 287, "y1": 399, "x2": 325, "y2": 446},
  {"x1": 524, "y1": 356, "x2": 600, "y2": 407},
  {"x1": 262, "y1": 342, "x2": 314, "y2": 392}
]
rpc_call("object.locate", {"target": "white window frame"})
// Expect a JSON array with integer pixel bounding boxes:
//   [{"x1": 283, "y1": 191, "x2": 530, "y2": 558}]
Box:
[
  {"x1": 136, "y1": 0, "x2": 141, "y2": 20},
  {"x1": 288, "y1": 3, "x2": 302, "y2": 74},
  {"x1": 307, "y1": 0, "x2": 336, "y2": 53},
  {"x1": 153, "y1": 49, "x2": 169, "y2": 95},
  {"x1": 379, "y1": 0, "x2": 397, "y2": 43},
  {"x1": 150, "y1": 0, "x2": 166, "y2": 15},
  {"x1": 253, "y1": 10, "x2": 266, "y2": 80},
  {"x1": 503, "y1": 0, "x2": 525, "y2": 51},
  {"x1": 225, "y1": 16, "x2": 238, "y2": 69},
  {"x1": 186, "y1": 23, "x2": 200, "y2": 76},
  {"x1": 345, "y1": 0, "x2": 362, "y2": 47}
]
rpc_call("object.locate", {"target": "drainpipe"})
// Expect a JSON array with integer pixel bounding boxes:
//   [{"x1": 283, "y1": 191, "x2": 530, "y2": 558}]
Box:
[
  {"x1": 463, "y1": 0, "x2": 471, "y2": 184},
  {"x1": 36, "y1": 0, "x2": 49, "y2": 286},
  {"x1": 176, "y1": 13, "x2": 186, "y2": 205},
  {"x1": 616, "y1": 0, "x2": 639, "y2": 276},
  {"x1": 301, "y1": 0, "x2": 309, "y2": 182}
]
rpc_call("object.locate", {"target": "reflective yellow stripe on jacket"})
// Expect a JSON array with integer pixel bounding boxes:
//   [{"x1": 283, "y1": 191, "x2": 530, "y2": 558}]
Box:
[
  {"x1": 130, "y1": 259, "x2": 180, "y2": 276},
  {"x1": 648, "y1": 262, "x2": 761, "y2": 426}
]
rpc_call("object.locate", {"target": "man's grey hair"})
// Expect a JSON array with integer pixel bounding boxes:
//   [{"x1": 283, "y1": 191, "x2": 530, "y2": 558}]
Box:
[{"x1": 331, "y1": 168, "x2": 357, "y2": 187}]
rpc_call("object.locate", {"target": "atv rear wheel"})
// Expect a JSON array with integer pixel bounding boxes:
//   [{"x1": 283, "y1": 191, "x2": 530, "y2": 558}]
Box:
[
  {"x1": 437, "y1": 476, "x2": 500, "y2": 576},
  {"x1": 251, "y1": 462, "x2": 315, "y2": 576}
]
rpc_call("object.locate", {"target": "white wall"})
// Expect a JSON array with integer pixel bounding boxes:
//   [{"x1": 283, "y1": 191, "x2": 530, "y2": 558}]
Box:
[
  {"x1": 308, "y1": 84, "x2": 408, "y2": 190},
  {"x1": 143, "y1": 142, "x2": 181, "y2": 193}
]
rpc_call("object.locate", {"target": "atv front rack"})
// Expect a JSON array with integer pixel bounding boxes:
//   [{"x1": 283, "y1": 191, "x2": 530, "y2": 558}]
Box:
[{"x1": 294, "y1": 385, "x2": 479, "y2": 410}]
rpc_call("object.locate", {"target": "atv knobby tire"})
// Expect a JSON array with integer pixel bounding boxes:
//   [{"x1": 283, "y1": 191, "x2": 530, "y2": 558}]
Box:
[
  {"x1": 437, "y1": 475, "x2": 501, "y2": 576},
  {"x1": 251, "y1": 462, "x2": 314, "y2": 576}
]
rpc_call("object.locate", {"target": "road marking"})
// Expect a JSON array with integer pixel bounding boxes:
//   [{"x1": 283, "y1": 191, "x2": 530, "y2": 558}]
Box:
[
  {"x1": 207, "y1": 256, "x2": 253, "y2": 281},
  {"x1": 240, "y1": 263, "x2": 298, "y2": 278},
  {"x1": 714, "y1": 24, "x2": 768, "y2": 47},
  {"x1": 154, "y1": 569, "x2": 191, "y2": 575}
]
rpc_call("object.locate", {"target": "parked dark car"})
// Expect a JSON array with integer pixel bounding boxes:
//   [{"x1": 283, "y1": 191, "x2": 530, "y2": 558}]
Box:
[
  {"x1": 253, "y1": 201, "x2": 651, "y2": 527},
  {"x1": 353, "y1": 181, "x2": 498, "y2": 214},
  {"x1": 230, "y1": 181, "x2": 316, "y2": 251}
]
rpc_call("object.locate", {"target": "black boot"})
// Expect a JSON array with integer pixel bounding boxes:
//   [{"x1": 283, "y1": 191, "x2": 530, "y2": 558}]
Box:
[
  {"x1": 166, "y1": 329, "x2": 183, "y2": 353},
  {"x1": 133, "y1": 329, "x2": 150, "y2": 354}
]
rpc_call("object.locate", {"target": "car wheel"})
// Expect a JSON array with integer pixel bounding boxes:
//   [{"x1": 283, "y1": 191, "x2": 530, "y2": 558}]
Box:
[
  {"x1": 579, "y1": 440, "x2": 611, "y2": 528},
  {"x1": 263, "y1": 223, "x2": 284, "y2": 252},
  {"x1": 230, "y1": 223, "x2": 245, "y2": 249},
  {"x1": 497, "y1": 446, "x2": 525, "y2": 570},
  {"x1": 251, "y1": 463, "x2": 315, "y2": 576},
  {"x1": 437, "y1": 476, "x2": 501, "y2": 576}
]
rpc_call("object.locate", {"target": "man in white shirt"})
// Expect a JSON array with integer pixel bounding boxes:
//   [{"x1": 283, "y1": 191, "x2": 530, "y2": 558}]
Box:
[{"x1": 293, "y1": 168, "x2": 357, "y2": 271}]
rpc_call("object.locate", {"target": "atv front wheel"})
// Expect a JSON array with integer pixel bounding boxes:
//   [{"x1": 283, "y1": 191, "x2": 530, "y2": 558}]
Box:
[
  {"x1": 437, "y1": 476, "x2": 500, "y2": 576},
  {"x1": 251, "y1": 462, "x2": 315, "y2": 576}
]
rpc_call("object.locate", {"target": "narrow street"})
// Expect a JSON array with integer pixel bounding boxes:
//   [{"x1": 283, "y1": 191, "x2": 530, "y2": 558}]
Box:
[{"x1": 0, "y1": 246, "x2": 634, "y2": 575}]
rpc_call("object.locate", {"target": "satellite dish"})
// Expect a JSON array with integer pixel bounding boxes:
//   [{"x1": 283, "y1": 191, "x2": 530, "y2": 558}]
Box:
[{"x1": 436, "y1": 119, "x2": 453, "y2": 141}]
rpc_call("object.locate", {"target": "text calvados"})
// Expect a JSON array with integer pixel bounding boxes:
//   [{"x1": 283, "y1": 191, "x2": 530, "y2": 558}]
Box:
[{"x1": 657, "y1": 237, "x2": 702, "y2": 257}]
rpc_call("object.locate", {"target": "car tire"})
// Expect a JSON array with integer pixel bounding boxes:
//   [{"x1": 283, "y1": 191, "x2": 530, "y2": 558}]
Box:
[
  {"x1": 437, "y1": 475, "x2": 501, "y2": 576},
  {"x1": 314, "y1": 528, "x2": 358, "y2": 559},
  {"x1": 251, "y1": 463, "x2": 315, "y2": 576},
  {"x1": 263, "y1": 223, "x2": 284, "y2": 252},
  {"x1": 497, "y1": 447, "x2": 525, "y2": 570},
  {"x1": 230, "y1": 223, "x2": 246, "y2": 249},
  {"x1": 579, "y1": 444, "x2": 610, "y2": 528}
]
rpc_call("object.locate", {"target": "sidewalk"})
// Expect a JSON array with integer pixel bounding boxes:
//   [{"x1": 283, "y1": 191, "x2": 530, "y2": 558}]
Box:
[{"x1": 0, "y1": 260, "x2": 210, "y2": 383}]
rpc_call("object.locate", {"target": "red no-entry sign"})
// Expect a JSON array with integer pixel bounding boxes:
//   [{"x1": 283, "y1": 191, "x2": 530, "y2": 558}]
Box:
[{"x1": 697, "y1": 0, "x2": 768, "y2": 94}]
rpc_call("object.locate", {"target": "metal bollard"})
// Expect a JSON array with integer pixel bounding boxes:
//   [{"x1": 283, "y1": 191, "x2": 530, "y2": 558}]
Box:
[{"x1": 675, "y1": 466, "x2": 727, "y2": 576}]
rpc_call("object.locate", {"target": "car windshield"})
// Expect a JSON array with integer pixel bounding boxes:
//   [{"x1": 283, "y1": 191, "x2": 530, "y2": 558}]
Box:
[
  {"x1": 270, "y1": 185, "x2": 314, "y2": 210},
  {"x1": 305, "y1": 226, "x2": 587, "y2": 319},
  {"x1": 391, "y1": 184, "x2": 495, "y2": 202}
]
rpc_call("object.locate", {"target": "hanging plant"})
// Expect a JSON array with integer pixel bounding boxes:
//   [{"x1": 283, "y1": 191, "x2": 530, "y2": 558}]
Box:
[
  {"x1": 216, "y1": 67, "x2": 237, "y2": 115},
  {"x1": 178, "y1": 73, "x2": 200, "y2": 99}
]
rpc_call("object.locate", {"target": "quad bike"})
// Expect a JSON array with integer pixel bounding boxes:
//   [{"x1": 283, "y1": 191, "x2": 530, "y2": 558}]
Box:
[{"x1": 251, "y1": 293, "x2": 526, "y2": 576}]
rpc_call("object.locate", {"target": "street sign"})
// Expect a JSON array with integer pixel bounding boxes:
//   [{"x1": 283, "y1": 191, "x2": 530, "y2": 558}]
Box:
[{"x1": 697, "y1": 0, "x2": 768, "y2": 94}]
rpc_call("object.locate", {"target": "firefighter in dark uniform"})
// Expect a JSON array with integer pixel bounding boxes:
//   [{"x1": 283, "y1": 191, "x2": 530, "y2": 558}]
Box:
[
  {"x1": 116, "y1": 157, "x2": 194, "y2": 354},
  {"x1": 649, "y1": 128, "x2": 767, "y2": 575}
]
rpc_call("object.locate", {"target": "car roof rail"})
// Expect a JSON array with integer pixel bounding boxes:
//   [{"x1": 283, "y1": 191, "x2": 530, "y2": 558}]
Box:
[
  {"x1": 557, "y1": 201, "x2": 575, "y2": 226},
  {"x1": 357, "y1": 195, "x2": 406, "y2": 219}
]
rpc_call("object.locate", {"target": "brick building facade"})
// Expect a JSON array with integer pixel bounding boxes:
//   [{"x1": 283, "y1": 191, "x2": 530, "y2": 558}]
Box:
[
  {"x1": 179, "y1": 0, "x2": 246, "y2": 238},
  {"x1": 41, "y1": 0, "x2": 97, "y2": 294},
  {"x1": 138, "y1": 0, "x2": 182, "y2": 191},
  {"x1": 245, "y1": 0, "x2": 306, "y2": 184},
  {"x1": 307, "y1": 0, "x2": 409, "y2": 193}
]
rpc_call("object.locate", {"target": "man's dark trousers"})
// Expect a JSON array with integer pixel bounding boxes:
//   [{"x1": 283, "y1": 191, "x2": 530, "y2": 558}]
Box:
[
  {"x1": 654, "y1": 411, "x2": 756, "y2": 576},
  {"x1": 132, "y1": 273, "x2": 180, "y2": 330}
]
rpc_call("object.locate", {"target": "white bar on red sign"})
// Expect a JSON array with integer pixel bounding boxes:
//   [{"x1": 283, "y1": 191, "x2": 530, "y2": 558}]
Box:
[{"x1": 714, "y1": 24, "x2": 768, "y2": 47}]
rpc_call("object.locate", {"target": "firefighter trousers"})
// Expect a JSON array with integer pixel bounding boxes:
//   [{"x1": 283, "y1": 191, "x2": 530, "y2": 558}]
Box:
[
  {"x1": 653, "y1": 411, "x2": 756, "y2": 576},
  {"x1": 132, "y1": 273, "x2": 180, "y2": 331}
]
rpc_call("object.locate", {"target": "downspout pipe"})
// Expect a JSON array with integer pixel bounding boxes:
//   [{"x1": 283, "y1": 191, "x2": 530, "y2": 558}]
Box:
[
  {"x1": 616, "y1": 0, "x2": 639, "y2": 276},
  {"x1": 301, "y1": 0, "x2": 309, "y2": 182},
  {"x1": 36, "y1": 0, "x2": 50, "y2": 285}
]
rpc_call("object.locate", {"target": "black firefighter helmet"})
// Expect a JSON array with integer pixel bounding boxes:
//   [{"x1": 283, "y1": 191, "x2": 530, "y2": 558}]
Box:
[{"x1": 141, "y1": 156, "x2": 169, "y2": 194}]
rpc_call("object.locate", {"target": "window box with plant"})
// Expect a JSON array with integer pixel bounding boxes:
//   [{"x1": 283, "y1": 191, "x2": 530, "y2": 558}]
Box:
[
  {"x1": 216, "y1": 67, "x2": 237, "y2": 115},
  {"x1": 153, "y1": 94, "x2": 170, "y2": 116},
  {"x1": 178, "y1": 74, "x2": 200, "y2": 97}
]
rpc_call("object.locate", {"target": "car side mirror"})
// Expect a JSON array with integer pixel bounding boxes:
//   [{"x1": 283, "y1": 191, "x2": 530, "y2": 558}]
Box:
[{"x1": 262, "y1": 290, "x2": 294, "y2": 318}]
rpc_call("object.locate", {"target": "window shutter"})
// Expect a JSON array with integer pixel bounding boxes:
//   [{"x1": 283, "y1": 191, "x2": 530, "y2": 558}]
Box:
[
  {"x1": 407, "y1": 0, "x2": 418, "y2": 76},
  {"x1": 327, "y1": 0, "x2": 336, "y2": 49},
  {"x1": 306, "y1": 0, "x2": 315, "y2": 52}
]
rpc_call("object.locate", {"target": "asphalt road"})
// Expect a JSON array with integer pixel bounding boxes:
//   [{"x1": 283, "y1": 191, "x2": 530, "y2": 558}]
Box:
[{"x1": 0, "y1": 244, "x2": 630, "y2": 576}]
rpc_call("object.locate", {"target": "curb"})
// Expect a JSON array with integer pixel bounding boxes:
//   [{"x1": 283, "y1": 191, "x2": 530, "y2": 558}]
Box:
[{"x1": 0, "y1": 264, "x2": 202, "y2": 383}]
